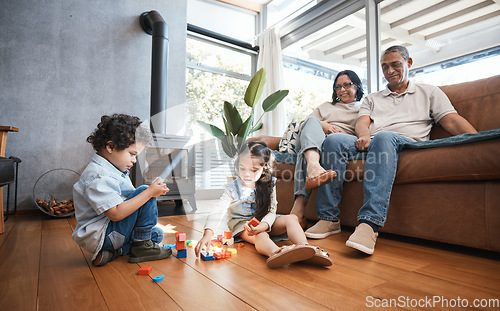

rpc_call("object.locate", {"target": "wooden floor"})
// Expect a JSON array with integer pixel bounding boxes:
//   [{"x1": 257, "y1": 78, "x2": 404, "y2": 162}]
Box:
[{"x1": 1, "y1": 206, "x2": 499, "y2": 311}]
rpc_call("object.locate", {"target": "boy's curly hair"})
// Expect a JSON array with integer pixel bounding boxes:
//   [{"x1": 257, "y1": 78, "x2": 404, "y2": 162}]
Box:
[{"x1": 87, "y1": 114, "x2": 152, "y2": 151}]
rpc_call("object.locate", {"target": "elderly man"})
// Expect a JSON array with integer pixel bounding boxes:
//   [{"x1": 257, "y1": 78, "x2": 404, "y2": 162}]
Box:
[{"x1": 305, "y1": 45, "x2": 477, "y2": 254}]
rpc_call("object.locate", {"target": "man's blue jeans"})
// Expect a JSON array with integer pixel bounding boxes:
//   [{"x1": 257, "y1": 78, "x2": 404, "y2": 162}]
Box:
[
  {"x1": 316, "y1": 131, "x2": 412, "y2": 227},
  {"x1": 101, "y1": 185, "x2": 163, "y2": 255}
]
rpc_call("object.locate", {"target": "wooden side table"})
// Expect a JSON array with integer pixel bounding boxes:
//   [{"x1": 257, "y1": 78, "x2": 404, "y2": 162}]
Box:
[{"x1": 0, "y1": 126, "x2": 19, "y2": 234}]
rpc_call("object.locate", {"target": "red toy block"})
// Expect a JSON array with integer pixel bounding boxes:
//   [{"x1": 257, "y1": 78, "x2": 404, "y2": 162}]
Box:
[
  {"x1": 247, "y1": 217, "x2": 260, "y2": 228},
  {"x1": 138, "y1": 266, "x2": 152, "y2": 275},
  {"x1": 176, "y1": 241, "x2": 186, "y2": 250},
  {"x1": 176, "y1": 232, "x2": 187, "y2": 242},
  {"x1": 224, "y1": 231, "x2": 232, "y2": 239}
]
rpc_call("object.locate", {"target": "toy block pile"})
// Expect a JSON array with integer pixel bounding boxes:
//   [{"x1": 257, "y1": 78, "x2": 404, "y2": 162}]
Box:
[{"x1": 200, "y1": 230, "x2": 238, "y2": 261}]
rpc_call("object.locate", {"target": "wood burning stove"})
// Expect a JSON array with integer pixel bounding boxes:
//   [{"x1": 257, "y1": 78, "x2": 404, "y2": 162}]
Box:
[{"x1": 132, "y1": 134, "x2": 196, "y2": 211}]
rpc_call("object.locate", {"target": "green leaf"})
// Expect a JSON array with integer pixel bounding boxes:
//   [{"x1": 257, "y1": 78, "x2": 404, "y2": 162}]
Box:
[
  {"x1": 220, "y1": 134, "x2": 237, "y2": 158},
  {"x1": 250, "y1": 122, "x2": 263, "y2": 133},
  {"x1": 223, "y1": 101, "x2": 243, "y2": 135},
  {"x1": 244, "y1": 68, "x2": 266, "y2": 108},
  {"x1": 262, "y1": 90, "x2": 289, "y2": 112},
  {"x1": 197, "y1": 121, "x2": 225, "y2": 138},
  {"x1": 237, "y1": 114, "x2": 254, "y2": 145}
]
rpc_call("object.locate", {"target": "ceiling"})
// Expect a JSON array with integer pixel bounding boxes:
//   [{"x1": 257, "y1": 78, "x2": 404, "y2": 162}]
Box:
[{"x1": 276, "y1": 0, "x2": 500, "y2": 69}]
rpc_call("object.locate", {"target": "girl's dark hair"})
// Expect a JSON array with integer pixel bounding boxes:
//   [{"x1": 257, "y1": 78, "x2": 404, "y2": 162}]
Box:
[
  {"x1": 332, "y1": 70, "x2": 364, "y2": 103},
  {"x1": 87, "y1": 114, "x2": 152, "y2": 151},
  {"x1": 236, "y1": 141, "x2": 274, "y2": 221}
]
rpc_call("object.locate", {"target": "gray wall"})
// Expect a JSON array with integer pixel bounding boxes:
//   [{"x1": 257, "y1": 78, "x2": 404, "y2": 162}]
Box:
[{"x1": 0, "y1": 0, "x2": 187, "y2": 211}]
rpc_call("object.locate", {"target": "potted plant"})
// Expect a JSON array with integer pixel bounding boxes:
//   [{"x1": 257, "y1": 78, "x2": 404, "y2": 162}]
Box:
[{"x1": 197, "y1": 68, "x2": 288, "y2": 158}]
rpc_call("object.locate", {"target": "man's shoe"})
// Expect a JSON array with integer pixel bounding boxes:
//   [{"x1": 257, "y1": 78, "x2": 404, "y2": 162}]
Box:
[
  {"x1": 345, "y1": 223, "x2": 378, "y2": 255},
  {"x1": 93, "y1": 248, "x2": 122, "y2": 267},
  {"x1": 305, "y1": 219, "x2": 341, "y2": 239},
  {"x1": 128, "y1": 240, "x2": 172, "y2": 263}
]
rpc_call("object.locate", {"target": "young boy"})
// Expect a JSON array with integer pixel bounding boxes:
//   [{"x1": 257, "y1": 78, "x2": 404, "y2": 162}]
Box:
[{"x1": 72, "y1": 113, "x2": 171, "y2": 266}]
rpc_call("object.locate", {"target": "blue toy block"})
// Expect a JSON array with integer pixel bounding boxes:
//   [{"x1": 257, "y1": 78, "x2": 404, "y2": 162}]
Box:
[
  {"x1": 200, "y1": 251, "x2": 214, "y2": 261},
  {"x1": 177, "y1": 248, "x2": 187, "y2": 258},
  {"x1": 153, "y1": 275, "x2": 164, "y2": 283}
]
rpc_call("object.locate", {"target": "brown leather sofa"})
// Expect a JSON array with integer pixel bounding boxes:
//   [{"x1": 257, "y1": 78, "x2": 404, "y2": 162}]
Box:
[{"x1": 251, "y1": 75, "x2": 500, "y2": 252}]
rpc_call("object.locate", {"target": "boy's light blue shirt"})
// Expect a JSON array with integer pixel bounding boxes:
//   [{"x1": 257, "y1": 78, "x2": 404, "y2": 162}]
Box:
[{"x1": 72, "y1": 153, "x2": 136, "y2": 260}]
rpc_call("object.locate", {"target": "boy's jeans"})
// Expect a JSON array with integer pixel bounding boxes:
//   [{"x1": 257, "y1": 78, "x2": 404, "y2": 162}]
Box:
[
  {"x1": 316, "y1": 131, "x2": 412, "y2": 227},
  {"x1": 101, "y1": 185, "x2": 163, "y2": 255}
]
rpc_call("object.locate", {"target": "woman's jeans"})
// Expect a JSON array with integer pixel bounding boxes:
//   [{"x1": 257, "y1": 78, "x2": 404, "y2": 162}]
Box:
[
  {"x1": 316, "y1": 131, "x2": 412, "y2": 227},
  {"x1": 294, "y1": 117, "x2": 326, "y2": 202},
  {"x1": 101, "y1": 185, "x2": 163, "y2": 255}
]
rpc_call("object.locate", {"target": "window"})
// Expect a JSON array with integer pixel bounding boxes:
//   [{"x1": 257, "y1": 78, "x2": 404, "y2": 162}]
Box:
[{"x1": 185, "y1": 34, "x2": 256, "y2": 191}]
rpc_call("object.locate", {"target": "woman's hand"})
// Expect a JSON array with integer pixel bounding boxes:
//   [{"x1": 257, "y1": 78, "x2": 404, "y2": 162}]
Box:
[
  {"x1": 194, "y1": 229, "x2": 213, "y2": 257},
  {"x1": 321, "y1": 121, "x2": 342, "y2": 135}
]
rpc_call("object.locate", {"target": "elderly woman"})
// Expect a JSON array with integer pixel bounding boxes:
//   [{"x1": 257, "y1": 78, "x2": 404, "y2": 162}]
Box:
[{"x1": 290, "y1": 70, "x2": 364, "y2": 232}]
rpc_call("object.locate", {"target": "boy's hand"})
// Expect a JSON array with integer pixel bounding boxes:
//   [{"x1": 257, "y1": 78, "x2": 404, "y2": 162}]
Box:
[
  {"x1": 147, "y1": 181, "x2": 169, "y2": 198},
  {"x1": 244, "y1": 222, "x2": 268, "y2": 236},
  {"x1": 195, "y1": 230, "x2": 213, "y2": 257}
]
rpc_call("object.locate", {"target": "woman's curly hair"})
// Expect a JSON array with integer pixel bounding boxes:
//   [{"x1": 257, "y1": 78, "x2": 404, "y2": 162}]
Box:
[{"x1": 87, "y1": 114, "x2": 152, "y2": 151}]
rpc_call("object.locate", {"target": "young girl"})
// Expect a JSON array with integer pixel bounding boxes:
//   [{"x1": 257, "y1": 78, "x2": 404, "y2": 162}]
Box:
[
  {"x1": 195, "y1": 141, "x2": 332, "y2": 268},
  {"x1": 72, "y1": 114, "x2": 171, "y2": 266}
]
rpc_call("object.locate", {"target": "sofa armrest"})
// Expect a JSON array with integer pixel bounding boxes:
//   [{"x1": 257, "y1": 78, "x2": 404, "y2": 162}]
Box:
[{"x1": 247, "y1": 136, "x2": 281, "y2": 151}]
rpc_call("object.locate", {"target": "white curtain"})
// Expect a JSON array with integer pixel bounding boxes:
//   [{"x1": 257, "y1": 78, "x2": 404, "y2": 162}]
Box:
[{"x1": 254, "y1": 27, "x2": 287, "y2": 137}]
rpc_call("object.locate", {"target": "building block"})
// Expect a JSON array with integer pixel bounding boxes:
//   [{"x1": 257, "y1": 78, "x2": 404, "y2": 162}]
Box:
[
  {"x1": 176, "y1": 232, "x2": 187, "y2": 242},
  {"x1": 237, "y1": 243, "x2": 244, "y2": 248},
  {"x1": 153, "y1": 275, "x2": 164, "y2": 283},
  {"x1": 177, "y1": 249, "x2": 187, "y2": 258},
  {"x1": 228, "y1": 248, "x2": 237, "y2": 255},
  {"x1": 247, "y1": 217, "x2": 260, "y2": 227},
  {"x1": 224, "y1": 231, "x2": 232, "y2": 239},
  {"x1": 164, "y1": 243, "x2": 175, "y2": 249},
  {"x1": 176, "y1": 241, "x2": 186, "y2": 250},
  {"x1": 200, "y1": 251, "x2": 214, "y2": 261},
  {"x1": 223, "y1": 237, "x2": 234, "y2": 245},
  {"x1": 138, "y1": 266, "x2": 152, "y2": 275}
]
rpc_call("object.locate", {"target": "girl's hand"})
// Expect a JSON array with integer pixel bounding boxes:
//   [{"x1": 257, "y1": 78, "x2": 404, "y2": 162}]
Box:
[
  {"x1": 195, "y1": 230, "x2": 213, "y2": 257},
  {"x1": 147, "y1": 181, "x2": 169, "y2": 198},
  {"x1": 245, "y1": 222, "x2": 269, "y2": 236}
]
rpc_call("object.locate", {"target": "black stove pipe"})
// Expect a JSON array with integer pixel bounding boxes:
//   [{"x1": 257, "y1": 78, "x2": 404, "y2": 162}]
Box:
[{"x1": 139, "y1": 10, "x2": 168, "y2": 134}]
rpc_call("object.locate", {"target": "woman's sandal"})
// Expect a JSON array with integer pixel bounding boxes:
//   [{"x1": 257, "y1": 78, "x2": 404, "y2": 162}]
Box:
[
  {"x1": 305, "y1": 170, "x2": 337, "y2": 190},
  {"x1": 266, "y1": 244, "x2": 316, "y2": 269},
  {"x1": 302, "y1": 246, "x2": 333, "y2": 267}
]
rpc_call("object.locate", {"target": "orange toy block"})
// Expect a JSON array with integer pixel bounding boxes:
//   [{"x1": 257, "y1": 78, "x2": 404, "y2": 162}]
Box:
[
  {"x1": 176, "y1": 241, "x2": 186, "y2": 250},
  {"x1": 247, "y1": 217, "x2": 260, "y2": 227},
  {"x1": 224, "y1": 231, "x2": 232, "y2": 239},
  {"x1": 138, "y1": 266, "x2": 152, "y2": 275}
]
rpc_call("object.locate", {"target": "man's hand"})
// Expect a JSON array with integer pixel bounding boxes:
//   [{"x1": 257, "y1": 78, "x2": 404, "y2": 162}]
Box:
[
  {"x1": 355, "y1": 115, "x2": 372, "y2": 151},
  {"x1": 355, "y1": 135, "x2": 371, "y2": 151}
]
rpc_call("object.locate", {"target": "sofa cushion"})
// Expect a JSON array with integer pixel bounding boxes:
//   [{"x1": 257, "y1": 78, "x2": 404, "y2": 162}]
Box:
[{"x1": 278, "y1": 120, "x2": 301, "y2": 154}]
